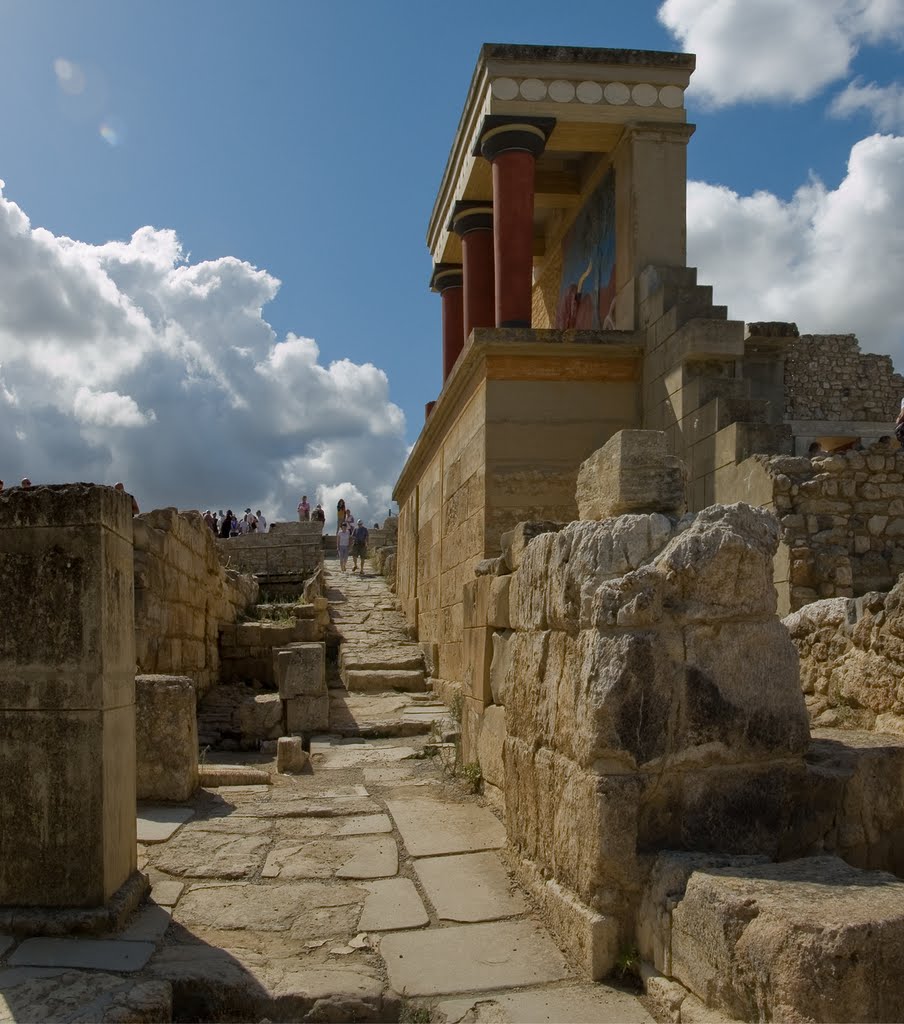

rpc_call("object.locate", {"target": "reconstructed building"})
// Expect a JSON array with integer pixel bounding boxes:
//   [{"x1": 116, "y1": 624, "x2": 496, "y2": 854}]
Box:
[{"x1": 393, "y1": 43, "x2": 904, "y2": 681}]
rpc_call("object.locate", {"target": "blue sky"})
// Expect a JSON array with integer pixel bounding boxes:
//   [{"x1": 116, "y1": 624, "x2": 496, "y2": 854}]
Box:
[{"x1": 1, "y1": 0, "x2": 902, "y2": 520}]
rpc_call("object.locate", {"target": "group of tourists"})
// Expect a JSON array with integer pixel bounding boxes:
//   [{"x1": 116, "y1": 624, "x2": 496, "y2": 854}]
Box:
[
  {"x1": 296, "y1": 495, "x2": 326, "y2": 522},
  {"x1": 204, "y1": 508, "x2": 266, "y2": 538}
]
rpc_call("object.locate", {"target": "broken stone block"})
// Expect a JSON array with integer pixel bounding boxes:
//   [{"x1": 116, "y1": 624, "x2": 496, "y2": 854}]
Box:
[
  {"x1": 236, "y1": 693, "x2": 283, "y2": 741},
  {"x1": 136, "y1": 675, "x2": 199, "y2": 802},
  {"x1": 276, "y1": 736, "x2": 309, "y2": 774},
  {"x1": 275, "y1": 643, "x2": 325, "y2": 698},
  {"x1": 286, "y1": 694, "x2": 330, "y2": 733},
  {"x1": 501, "y1": 521, "x2": 562, "y2": 572},
  {"x1": 576, "y1": 429, "x2": 686, "y2": 520},
  {"x1": 667, "y1": 855, "x2": 904, "y2": 1023}
]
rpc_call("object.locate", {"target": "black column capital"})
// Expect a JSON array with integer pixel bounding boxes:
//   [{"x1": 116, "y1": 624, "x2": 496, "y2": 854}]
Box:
[
  {"x1": 430, "y1": 263, "x2": 464, "y2": 293},
  {"x1": 475, "y1": 115, "x2": 556, "y2": 161},
  {"x1": 449, "y1": 200, "x2": 493, "y2": 237}
]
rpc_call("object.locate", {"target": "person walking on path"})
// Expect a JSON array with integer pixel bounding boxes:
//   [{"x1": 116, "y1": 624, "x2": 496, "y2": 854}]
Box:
[
  {"x1": 336, "y1": 521, "x2": 352, "y2": 572},
  {"x1": 297, "y1": 495, "x2": 310, "y2": 521},
  {"x1": 350, "y1": 518, "x2": 369, "y2": 575}
]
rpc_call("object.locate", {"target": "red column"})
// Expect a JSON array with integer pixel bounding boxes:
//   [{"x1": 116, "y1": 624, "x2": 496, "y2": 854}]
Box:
[
  {"x1": 450, "y1": 203, "x2": 495, "y2": 347},
  {"x1": 478, "y1": 118, "x2": 554, "y2": 329},
  {"x1": 430, "y1": 264, "x2": 464, "y2": 382}
]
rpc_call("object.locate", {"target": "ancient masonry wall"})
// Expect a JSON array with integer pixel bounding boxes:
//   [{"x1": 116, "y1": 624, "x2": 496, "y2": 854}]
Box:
[
  {"x1": 134, "y1": 508, "x2": 259, "y2": 697},
  {"x1": 727, "y1": 445, "x2": 904, "y2": 614},
  {"x1": 785, "y1": 575, "x2": 904, "y2": 733},
  {"x1": 784, "y1": 334, "x2": 904, "y2": 423},
  {"x1": 215, "y1": 521, "x2": 323, "y2": 580}
]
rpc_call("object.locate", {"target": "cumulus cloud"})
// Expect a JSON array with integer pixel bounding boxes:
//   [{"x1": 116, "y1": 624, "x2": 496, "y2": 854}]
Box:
[
  {"x1": 659, "y1": 0, "x2": 904, "y2": 106},
  {"x1": 0, "y1": 181, "x2": 407, "y2": 524},
  {"x1": 687, "y1": 133, "x2": 904, "y2": 363},
  {"x1": 831, "y1": 78, "x2": 904, "y2": 129}
]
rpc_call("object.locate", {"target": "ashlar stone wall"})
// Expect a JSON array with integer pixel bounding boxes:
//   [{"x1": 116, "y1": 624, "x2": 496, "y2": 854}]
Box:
[
  {"x1": 134, "y1": 508, "x2": 258, "y2": 697},
  {"x1": 784, "y1": 334, "x2": 904, "y2": 423}
]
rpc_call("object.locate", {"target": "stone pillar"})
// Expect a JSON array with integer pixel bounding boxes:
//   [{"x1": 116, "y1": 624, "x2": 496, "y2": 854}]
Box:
[
  {"x1": 478, "y1": 116, "x2": 555, "y2": 328},
  {"x1": 430, "y1": 263, "x2": 465, "y2": 382},
  {"x1": 612, "y1": 122, "x2": 695, "y2": 327},
  {"x1": 450, "y1": 202, "x2": 495, "y2": 345},
  {"x1": 0, "y1": 484, "x2": 138, "y2": 909}
]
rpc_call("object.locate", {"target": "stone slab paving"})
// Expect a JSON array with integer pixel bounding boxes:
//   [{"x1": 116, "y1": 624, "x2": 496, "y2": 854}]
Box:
[
  {"x1": 386, "y1": 796, "x2": 507, "y2": 856},
  {"x1": 136, "y1": 804, "x2": 194, "y2": 843},
  {"x1": 148, "y1": 879, "x2": 184, "y2": 907},
  {"x1": 9, "y1": 938, "x2": 156, "y2": 972},
  {"x1": 414, "y1": 851, "x2": 528, "y2": 922},
  {"x1": 358, "y1": 878, "x2": 429, "y2": 931},
  {"x1": 381, "y1": 920, "x2": 572, "y2": 997},
  {"x1": 260, "y1": 836, "x2": 397, "y2": 879},
  {"x1": 0, "y1": 967, "x2": 172, "y2": 1023},
  {"x1": 435, "y1": 983, "x2": 655, "y2": 1023},
  {"x1": 115, "y1": 904, "x2": 172, "y2": 943}
]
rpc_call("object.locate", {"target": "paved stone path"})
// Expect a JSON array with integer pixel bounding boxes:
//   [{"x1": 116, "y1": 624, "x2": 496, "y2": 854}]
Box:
[{"x1": 0, "y1": 554, "x2": 655, "y2": 1023}]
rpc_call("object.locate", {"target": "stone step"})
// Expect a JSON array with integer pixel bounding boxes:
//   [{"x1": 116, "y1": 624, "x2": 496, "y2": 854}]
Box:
[
  {"x1": 344, "y1": 669, "x2": 427, "y2": 693},
  {"x1": 340, "y1": 647, "x2": 425, "y2": 673}
]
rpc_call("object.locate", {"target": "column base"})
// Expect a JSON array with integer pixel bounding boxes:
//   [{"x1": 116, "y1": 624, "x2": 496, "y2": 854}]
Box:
[{"x1": 0, "y1": 870, "x2": 150, "y2": 937}]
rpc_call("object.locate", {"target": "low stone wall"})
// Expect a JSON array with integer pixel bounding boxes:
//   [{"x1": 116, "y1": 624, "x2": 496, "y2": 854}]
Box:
[
  {"x1": 726, "y1": 442, "x2": 904, "y2": 613},
  {"x1": 216, "y1": 521, "x2": 323, "y2": 581},
  {"x1": 134, "y1": 508, "x2": 258, "y2": 697},
  {"x1": 784, "y1": 575, "x2": 904, "y2": 732},
  {"x1": 219, "y1": 616, "x2": 319, "y2": 687}
]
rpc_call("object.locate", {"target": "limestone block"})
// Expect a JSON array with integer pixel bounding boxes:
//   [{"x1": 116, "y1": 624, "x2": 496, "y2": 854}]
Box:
[
  {"x1": 489, "y1": 629, "x2": 515, "y2": 706},
  {"x1": 236, "y1": 693, "x2": 283, "y2": 741},
  {"x1": 656, "y1": 503, "x2": 781, "y2": 621},
  {"x1": 501, "y1": 521, "x2": 563, "y2": 572},
  {"x1": 511, "y1": 515, "x2": 676, "y2": 632},
  {"x1": 286, "y1": 694, "x2": 330, "y2": 733},
  {"x1": 488, "y1": 576, "x2": 511, "y2": 629},
  {"x1": 576, "y1": 430, "x2": 686, "y2": 520},
  {"x1": 669, "y1": 856, "x2": 904, "y2": 1023},
  {"x1": 477, "y1": 705, "x2": 506, "y2": 788},
  {"x1": 462, "y1": 626, "x2": 493, "y2": 704},
  {"x1": 258, "y1": 622, "x2": 297, "y2": 648},
  {"x1": 459, "y1": 695, "x2": 484, "y2": 767},
  {"x1": 136, "y1": 675, "x2": 198, "y2": 802},
  {"x1": 292, "y1": 618, "x2": 319, "y2": 643},
  {"x1": 276, "y1": 736, "x2": 309, "y2": 773},
  {"x1": 0, "y1": 484, "x2": 136, "y2": 908},
  {"x1": 275, "y1": 644, "x2": 325, "y2": 699},
  {"x1": 235, "y1": 622, "x2": 261, "y2": 647},
  {"x1": 681, "y1": 620, "x2": 810, "y2": 759}
]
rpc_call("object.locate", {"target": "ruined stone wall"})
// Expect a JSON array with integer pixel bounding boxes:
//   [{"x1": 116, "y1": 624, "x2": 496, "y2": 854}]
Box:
[
  {"x1": 784, "y1": 334, "x2": 904, "y2": 423},
  {"x1": 461, "y1": 502, "x2": 813, "y2": 977},
  {"x1": 727, "y1": 445, "x2": 904, "y2": 613},
  {"x1": 134, "y1": 508, "x2": 258, "y2": 697},
  {"x1": 784, "y1": 576, "x2": 904, "y2": 733},
  {"x1": 215, "y1": 521, "x2": 323, "y2": 579}
]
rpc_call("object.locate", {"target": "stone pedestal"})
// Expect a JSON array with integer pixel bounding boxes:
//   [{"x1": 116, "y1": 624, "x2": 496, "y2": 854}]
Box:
[
  {"x1": 136, "y1": 675, "x2": 199, "y2": 802},
  {"x1": 0, "y1": 484, "x2": 138, "y2": 909}
]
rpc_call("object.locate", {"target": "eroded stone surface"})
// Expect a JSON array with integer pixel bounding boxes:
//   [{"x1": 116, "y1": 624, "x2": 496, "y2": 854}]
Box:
[
  {"x1": 381, "y1": 920, "x2": 571, "y2": 996},
  {"x1": 148, "y1": 831, "x2": 270, "y2": 878},
  {"x1": 386, "y1": 798, "x2": 505, "y2": 857},
  {"x1": 9, "y1": 938, "x2": 156, "y2": 972},
  {"x1": 414, "y1": 852, "x2": 526, "y2": 922},
  {"x1": 260, "y1": 837, "x2": 397, "y2": 880},
  {"x1": 136, "y1": 806, "x2": 194, "y2": 844},
  {"x1": 358, "y1": 878, "x2": 429, "y2": 931},
  {"x1": 435, "y1": 983, "x2": 654, "y2": 1023},
  {"x1": 0, "y1": 967, "x2": 171, "y2": 1023}
]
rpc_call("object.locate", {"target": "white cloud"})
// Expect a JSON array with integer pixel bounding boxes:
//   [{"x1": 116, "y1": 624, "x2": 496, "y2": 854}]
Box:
[
  {"x1": 831, "y1": 78, "x2": 904, "y2": 129},
  {"x1": 0, "y1": 183, "x2": 408, "y2": 525},
  {"x1": 658, "y1": 0, "x2": 904, "y2": 106},
  {"x1": 687, "y1": 133, "x2": 904, "y2": 363}
]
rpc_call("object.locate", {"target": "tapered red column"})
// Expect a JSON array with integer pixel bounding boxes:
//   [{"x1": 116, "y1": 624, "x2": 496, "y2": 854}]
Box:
[
  {"x1": 478, "y1": 117, "x2": 555, "y2": 328},
  {"x1": 450, "y1": 202, "x2": 495, "y2": 346},
  {"x1": 430, "y1": 263, "x2": 464, "y2": 382}
]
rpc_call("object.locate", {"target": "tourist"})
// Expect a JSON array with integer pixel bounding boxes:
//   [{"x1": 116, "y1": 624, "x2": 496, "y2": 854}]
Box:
[
  {"x1": 243, "y1": 508, "x2": 258, "y2": 533},
  {"x1": 351, "y1": 518, "x2": 369, "y2": 574},
  {"x1": 297, "y1": 495, "x2": 310, "y2": 521},
  {"x1": 895, "y1": 402, "x2": 904, "y2": 449},
  {"x1": 336, "y1": 498, "x2": 346, "y2": 532},
  {"x1": 336, "y1": 520, "x2": 351, "y2": 571},
  {"x1": 256, "y1": 509, "x2": 267, "y2": 532},
  {"x1": 203, "y1": 510, "x2": 216, "y2": 532},
  {"x1": 313, "y1": 503, "x2": 325, "y2": 523},
  {"x1": 219, "y1": 510, "x2": 233, "y2": 539},
  {"x1": 114, "y1": 481, "x2": 140, "y2": 515},
  {"x1": 20, "y1": 478, "x2": 31, "y2": 488}
]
